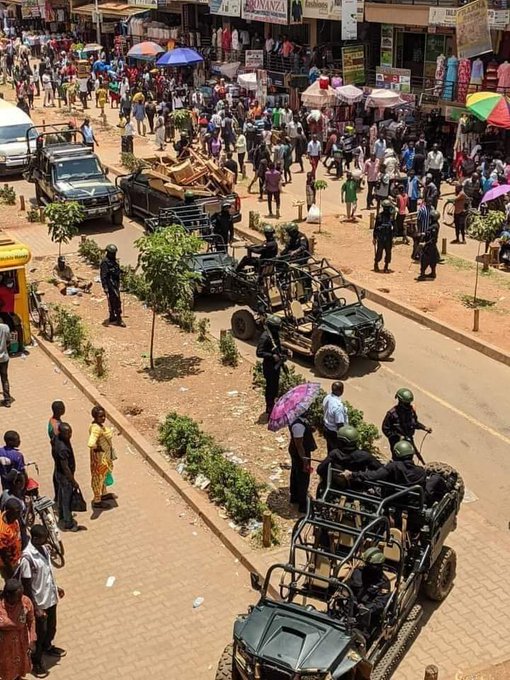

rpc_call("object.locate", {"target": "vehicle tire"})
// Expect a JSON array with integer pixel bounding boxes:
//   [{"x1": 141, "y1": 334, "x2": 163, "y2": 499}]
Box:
[
  {"x1": 41, "y1": 313, "x2": 54, "y2": 342},
  {"x1": 231, "y1": 309, "x2": 256, "y2": 340},
  {"x1": 112, "y1": 208, "x2": 123, "y2": 226},
  {"x1": 123, "y1": 193, "x2": 132, "y2": 217},
  {"x1": 425, "y1": 461, "x2": 465, "y2": 503},
  {"x1": 215, "y1": 644, "x2": 234, "y2": 680},
  {"x1": 423, "y1": 545, "x2": 456, "y2": 601},
  {"x1": 314, "y1": 345, "x2": 350, "y2": 379},
  {"x1": 369, "y1": 328, "x2": 396, "y2": 361}
]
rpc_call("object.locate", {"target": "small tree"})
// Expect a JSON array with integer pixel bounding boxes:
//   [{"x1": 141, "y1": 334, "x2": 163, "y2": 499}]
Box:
[
  {"x1": 313, "y1": 179, "x2": 328, "y2": 233},
  {"x1": 135, "y1": 225, "x2": 202, "y2": 369},
  {"x1": 45, "y1": 201, "x2": 84, "y2": 256},
  {"x1": 467, "y1": 209, "x2": 506, "y2": 304}
]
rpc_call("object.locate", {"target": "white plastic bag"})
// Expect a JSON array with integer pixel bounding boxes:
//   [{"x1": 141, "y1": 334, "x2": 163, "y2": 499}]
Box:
[{"x1": 306, "y1": 203, "x2": 320, "y2": 224}]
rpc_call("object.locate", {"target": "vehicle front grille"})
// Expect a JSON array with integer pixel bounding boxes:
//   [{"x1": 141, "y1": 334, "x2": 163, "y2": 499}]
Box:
[
  {"x1": 82, "y1": 196, "x2": 110, "y2": 208},
  {"x1": 261, "y1": 664, "x2": 293, "y2": 680}
]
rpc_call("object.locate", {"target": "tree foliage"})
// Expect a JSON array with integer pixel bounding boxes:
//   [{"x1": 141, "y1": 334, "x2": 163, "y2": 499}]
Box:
[
  {"x1": 45, "y1": 201, "x2": 84, "y2": 255},
  {"x1": 467, "y1": 210, "x2": 506, "y2": 244}
]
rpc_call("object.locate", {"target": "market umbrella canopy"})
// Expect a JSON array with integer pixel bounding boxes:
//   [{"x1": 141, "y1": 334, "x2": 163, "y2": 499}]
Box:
[
  {"x1": 301, "y1": 80, "x2": 338, "y2": 107},
  {"x1": 127, "y1": 41, "x2": 165, "y2": 60},
  {"x1": 156, "y1": 47, "x2": 204, "y2": 67},
  {"x1": 268, "y1": 382, "x2": 322, "y2": 432},
  {"x1": 335, "y1": 84, "x2": 363, "y2": 104},
  {"x1": 466, "y1": 92, "x2": 510, "y2": 129},
  {"x1": 238, "y1": 72, "x2": 257, "y2": 91},
  {"x1": 483, "y1": 184, "x2": 510, "y2": 202},
  {"x1": 365, "y1": 88, "x2": 404, "y2": 109},
  {"x1": 82, "y1": 43, "x2": 102, "y2": 53}
]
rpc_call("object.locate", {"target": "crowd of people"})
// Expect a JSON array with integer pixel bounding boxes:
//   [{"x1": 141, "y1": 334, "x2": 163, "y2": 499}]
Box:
[{"x1": 0, "y1": 400, "x2": 117, "y2": 677}]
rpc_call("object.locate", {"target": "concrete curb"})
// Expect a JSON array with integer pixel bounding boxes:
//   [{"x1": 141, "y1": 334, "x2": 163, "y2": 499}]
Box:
[
  {"x1": 35, "y1": 334, "x2": 270, "y2": 581},
  {"x1": 233, "y1": 224, "x2": 510, "y2": 368}
]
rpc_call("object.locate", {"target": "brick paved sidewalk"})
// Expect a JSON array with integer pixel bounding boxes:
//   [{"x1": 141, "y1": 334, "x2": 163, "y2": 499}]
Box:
[{"x1": 4, "y1": 348, "x2": 253, "y2": 680}]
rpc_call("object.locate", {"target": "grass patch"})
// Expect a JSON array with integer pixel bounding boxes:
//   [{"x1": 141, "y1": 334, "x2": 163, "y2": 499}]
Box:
[{"x1": 459, "y1": 294, "x2": 496, "y2": 309}]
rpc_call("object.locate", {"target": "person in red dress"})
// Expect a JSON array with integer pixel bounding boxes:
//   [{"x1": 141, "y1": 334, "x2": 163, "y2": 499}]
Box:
[{"x1": 0, "y1": 579, "x2": 36, "y2": 680}]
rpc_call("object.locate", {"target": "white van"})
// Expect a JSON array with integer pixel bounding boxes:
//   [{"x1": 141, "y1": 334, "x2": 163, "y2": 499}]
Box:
[{"x1": 0, "y1": 99, "x2": 36, "y2": 175}]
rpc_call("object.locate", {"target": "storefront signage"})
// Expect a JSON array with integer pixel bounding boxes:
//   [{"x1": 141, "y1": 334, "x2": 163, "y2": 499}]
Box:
[
  {"x1": 245, "y1": 49, "x2": 264, "y2": 69},
  {"x1": 342, "y1": 0, "x2": 357, "y2": 40},
  {"x1": 21, "y1": 0, "x2": 41, "y2": 19},
  {"x1": 256, "y1": 68, "x2": 268, "y2": 107},
  {"x1": 429, "y1": 5, "x2": 509, "y2": 29},
  {"x1": 380, "y1": 24, "x2": 393, "y2": 68},
  {"x1": 342, "y1": 45, "x2": 365, "y2": 85},
  {"x1": 209, "y1": 0, "x2": 241, "y2": 16},
  {"x1": 456, "y1": 0, "x2": 492, "y2": 59},
  {"x1": 375, "y1": 66, "x2": 411, "y2": 93},
  {"x1": 301, "y1": 0, "x2": 362, "y2": 20},
  {"x1": 242, "y1": 0, "x2": 288, "y2": 25},
  {"x1": 267, "y1": 70, "x2": 286, "y2": 87}
]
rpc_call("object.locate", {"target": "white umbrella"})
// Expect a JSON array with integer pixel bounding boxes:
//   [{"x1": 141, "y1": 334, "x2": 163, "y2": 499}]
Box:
[
  {"x1": 335, "y1": 84, "x2": 364, "y2": 105},
  {"x1": 301, "y1": 80, "x2": 338, "y2": 107},
  {"x1": 82, "y1": 43, "x2": 102, "y2": 53},
  {"x1": 365, "y1": 88, "x2": 404, "y2": 109},
  {"x1": 238, "y1": 72, "x2": 257, "y2": 91}
]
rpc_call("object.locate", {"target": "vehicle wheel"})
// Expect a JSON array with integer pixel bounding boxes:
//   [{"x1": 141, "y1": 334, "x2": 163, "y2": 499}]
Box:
[
  {"x1": 123, "y1": 193, "x2": 132, "y2": 217},
  {"x1": 314, "y1": 345, "x2": 350, "y2": 379},
  {"x1": 369, "y1": 328, "x2": 396, "y2": 361},
  {"x1": 425, "y1": 461, "x2": 465, "y2": 503},
  {"x1": 423, "y1": 546, "x2": 456, "y2": 601},
  {"x1": 215, "y1": 644, "x2": 234, "y2": 680},
  {"x1": 112, "y1": 208, "x2": 123, "y2": 226},
  {"x1": 231, "y1": 309, "x2": 256, "y2": 340},
  {"x1": 41, "y1": 313, "x2": 54, "y2": 342}
]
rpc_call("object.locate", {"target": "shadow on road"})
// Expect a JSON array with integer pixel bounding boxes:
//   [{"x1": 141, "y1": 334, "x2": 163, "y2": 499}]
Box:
[
  {"x1": 139, "y1": 353, "x2": 203, "y2": 381},
  {"x1": 266, "y1": 486, "x2": 303, "y2": 521}
]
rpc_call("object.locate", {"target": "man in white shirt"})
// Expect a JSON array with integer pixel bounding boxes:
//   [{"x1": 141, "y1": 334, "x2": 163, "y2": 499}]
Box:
[
  {"x1": 322, "y1": 381, "x2": 348, "y2": 452},
  {"x1": 373, "y1": 133, "x2": 387, "y2": 161},
  {"x1": 20, "y1": 524, "x2": 66, "y2": 675},
  {"x1": 425, "y1": 143, "x2": 444, "y2": 195},
  {"x1": 307, "y1": 134, "x2": 321, "y2": 175}
]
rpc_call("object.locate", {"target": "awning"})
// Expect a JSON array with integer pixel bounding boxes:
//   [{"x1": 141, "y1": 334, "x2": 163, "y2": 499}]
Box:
[{"x1": 72, "y1": 2, "x2": 148, "y2": 18}]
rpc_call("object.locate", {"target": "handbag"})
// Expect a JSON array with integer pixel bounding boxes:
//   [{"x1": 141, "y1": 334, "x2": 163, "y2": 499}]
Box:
[{"x1": 70, "y1": 487, "x2": 87, "y2": 512}]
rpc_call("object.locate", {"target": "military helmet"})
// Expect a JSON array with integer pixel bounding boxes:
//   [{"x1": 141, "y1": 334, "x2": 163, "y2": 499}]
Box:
[
  {"x1": 430, "y1": 209, "x2": 440, "y2": 221},
  {"x1": 105, "y1": 244, "x2": 118, "y2": 254},
  {"x1": 263, "y1": 225, "x2": 275, "y2": 235},
  {"x1": 285, "y1": 222, "x2": 299, "y2": 233},
  {"x1": 381, "y1": 199, "x2": 393, "y2": 209},
  {"x1": 362, "y1": 547, "x2": 385, "y2": 565},
  {"x1": 395, "y1": 388, "x2": 414, "y2": 404},
  {"x1": 184, "y1": 190, "x2": 195, "y2": 200},
  {"x1": 266, "y1": 314, "x2": 282, "y2": 328},
  {"x1": 337, "y1": 425, "x2": 359, "y2": 447},
  {"x1": 393, "y1": 439, "x2": 415, "y2": 459}
]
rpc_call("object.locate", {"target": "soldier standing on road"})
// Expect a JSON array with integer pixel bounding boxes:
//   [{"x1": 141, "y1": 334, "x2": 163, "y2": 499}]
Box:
[
  {"x1": 373, "y1": 200, "x2": 394, "y2": 273},
  {"x1": 382, "y1": 388, "x2": 431, "y2": 460},
  {"x1": 100, "y1": 244, "x2": 125, "y2": 327},
  {"x1": 256, "y1": 315, "x2": 285, "y2": 416},
  {"x1": 211, "y1": 201, "x2": 234, "y2": 253}
]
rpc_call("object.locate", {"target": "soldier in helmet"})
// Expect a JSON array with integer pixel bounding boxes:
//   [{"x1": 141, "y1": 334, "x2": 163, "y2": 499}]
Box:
[
  {"x1": 100, "y1": 244, "x2": 125, "y2": 327},
  {"x1": 256, "y1": 315, "x2": 287, "y2": 416},
  {"x1": 417, "y1": 209, "x2": 441, "y2": 281},
  {"x1": 343, "y1": 439, "x2": 427, "y2": 488},
  {"x1": 373, "y1": 199, "x2": 394, "y2": 273},
  {"x1": 236, "y1": 225, "x2": 278, "y2": 273},
  {"x1": 382, "y1": 388, "x2": 431, "y2": 461},
  {"x1": 211, "y1": 200, "x2": 234, "y2": 253},
  {"x1": 346, "y1": 547, "x2": 391, "y2": 639},
  {"x1": 279, "y1": 223, "x2": 309, "y2": 264},
  {"x1": 317, "y1": 424, "x2": 382, "y2": 494}
]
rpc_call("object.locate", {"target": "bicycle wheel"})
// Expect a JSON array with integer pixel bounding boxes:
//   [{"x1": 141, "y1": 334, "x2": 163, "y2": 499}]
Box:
[
  {"x1": 29, "y1": 292, "x2": 40, "y2": 326},
  {"x1": 40, "y1": 311, "x2": 54, "y2": 342},
  {"x1": 442, "y1": 201, "x2": 455, "y2": 227}
]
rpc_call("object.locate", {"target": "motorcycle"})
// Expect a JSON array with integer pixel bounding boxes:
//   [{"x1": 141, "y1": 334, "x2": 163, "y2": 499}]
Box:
[{"x1": 24, "y1": 462, "x2": 65, "y2": 567}]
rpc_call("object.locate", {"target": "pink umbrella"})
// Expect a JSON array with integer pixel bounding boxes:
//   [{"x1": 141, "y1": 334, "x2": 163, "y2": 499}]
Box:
[
  {"x1": 483, "y1": 184, "x2": 510, "y2": 202},
  {"x1": 268, "y1": 382, "x2": 322, "y2": 432}
]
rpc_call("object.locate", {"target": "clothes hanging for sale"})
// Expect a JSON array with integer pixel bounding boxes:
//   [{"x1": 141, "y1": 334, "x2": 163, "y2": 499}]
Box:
[
  {"x1": 497, "y1": 61, "x2": 510, "y2": 92},
  {"x1": 231, "y1": 29, "x2": 239, "y2": 52},
  {"x1": 434, "y1": 54, "x2": 445, "y2": 97},
  {"x1": 484, "y1": 60, "x2": 498, "y2": 91},
  {"x1": 457, "y1": 58, "x2": 471, "y2": 103},
  {"x1": 222, "y1": 27, "x2": 232, "y2": 51},
  {"x1": 442, "y1": 55, "x2": 458, "y2": 100}
]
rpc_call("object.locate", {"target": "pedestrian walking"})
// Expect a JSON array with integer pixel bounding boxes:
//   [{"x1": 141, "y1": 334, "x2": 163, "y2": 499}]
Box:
[
  {"x1": 256, "y1": 316, "x2": 285, "y2": 416},
  {"x1": 395, "y1": 185, "x2": 409, "y2": 242},
  {"x1": 53, "y1": 423, "x2": 80, "y2": 532},
  {"x1": 452, "y1": 183, "x2": 468, "y2": 243},
  {"x1": 80, "y1": 119, "x2": 98, "y2": 152},
  {"x1": 100, "y1": 244, "x2": 124, "y2": 327},
  {"x1": 145, "y1": 98, "x2": 156, "y2": 134},
  {"x1": 288, "y1": 414, "x2": 316, "y2": 514},
  {"x1": 132, "y1": 99, "x2": 147, "y2": 137},
  {"x1": 363, "y1": 153, "x2": 379, "y2": 210},
  {"x1": 294, "y1": 125, "x2": 308, "y2": 172},
  {"x1": 88, "y1": 406, "x2": 116, "y2": 509},
  {"x1": 425, "y1": 143, "x2": 444, "y2": 195},
  {"x1": 154, "y1": 110, "x2": 166, "y2": 151},
  {"x1": 0, "y1": 499, "x2": 22, "y2": 579},
  {"x1": 281, "y1": 137, "x2": 293, "y2": 184},
  {"x1": 20, "y1": 525, "x2": 66, "y2": 676},
  {"x1": 265, "y1": 161, "x2": 282, "y2": 218},
  {"x1": 417, "y1": 210, "x2": 440, "y2": 281},
  {"x1": 235, "y1": 131, "x2": 247, "y2": 177},
  {"x1": 42, "y1": 70, "x2": 54, "y2": 106},
  {"x1": 0, "y1": 317, "x2": 12, "y2": 407},
  {"x1": 406, "y1": 169, "x2": 421, "y2": 213},
  {"x1": 307, "y1": 133, "x2": 321, "y2": 176},
  {"x1": 373, "y1": 133, "x2": 387, "y2": 162},
  {"x1": 373, "y1": 200, "x2": 394, "y2": 273},
  {"x1": 305, "y1": 172, "x2": 316, "y2": 211},
  {"x1": 0, "y1": 580, "x2": 36, "y2": 680},
  {"x1": 341, "y1": 171, "x2": 358, "y2": 221},
  {"x1": 322, "y1": 382, "x2": 348, "y2": 453}
]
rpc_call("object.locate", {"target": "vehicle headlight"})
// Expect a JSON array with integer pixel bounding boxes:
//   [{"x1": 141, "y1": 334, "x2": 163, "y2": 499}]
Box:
[
  {"x1": 112, "y1": 192, "x2": 123, "y2": 203},
  {"x1": 0, "y1": 155, "x2": 6, "y2": 163},
  {"x1": 344, "y1": 329, "x2": 356, "y2": 337}
]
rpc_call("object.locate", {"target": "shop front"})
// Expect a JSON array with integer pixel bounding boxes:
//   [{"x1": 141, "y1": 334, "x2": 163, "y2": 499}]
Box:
[{"x1": 0, "y1": 233, "x2": 31, "y2": 350}]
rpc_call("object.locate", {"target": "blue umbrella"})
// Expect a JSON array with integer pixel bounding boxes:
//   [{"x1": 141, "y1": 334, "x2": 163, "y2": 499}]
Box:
[{"x1": 156, "y1": 47, "x2": 204, "y2": 68}]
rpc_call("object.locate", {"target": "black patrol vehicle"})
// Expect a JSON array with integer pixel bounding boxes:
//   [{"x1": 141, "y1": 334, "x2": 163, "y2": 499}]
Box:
[
  {"x1": 25, "y1": 125, "x2": 123, "y2": 225},
  {"x1": 226, "y1": 256, "x2": 396, "y2": 379},
  {"x1": 216, "y1": 461, "x2": 463, "y2": 680}
]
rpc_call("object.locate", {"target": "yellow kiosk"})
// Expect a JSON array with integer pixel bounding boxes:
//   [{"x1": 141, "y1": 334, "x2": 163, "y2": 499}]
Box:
[{"x1": 0, "y1": 231, "x2": 32, "y2": 351}]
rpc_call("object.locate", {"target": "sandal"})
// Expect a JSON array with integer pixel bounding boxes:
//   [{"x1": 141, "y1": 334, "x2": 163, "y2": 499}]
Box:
[{"x1": 101, "y1": 493, "x2": 117, "y2": 501}]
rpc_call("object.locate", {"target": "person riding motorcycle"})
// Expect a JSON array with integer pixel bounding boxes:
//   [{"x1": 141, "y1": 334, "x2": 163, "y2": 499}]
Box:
[{"x1": 382, "y1": 388, "x2": 431, "y2": 463}]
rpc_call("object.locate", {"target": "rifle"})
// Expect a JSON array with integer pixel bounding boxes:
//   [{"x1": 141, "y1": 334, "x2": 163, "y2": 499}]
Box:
[{"x1": 265, "y1": 323, "x2": 290, "y2": 373}]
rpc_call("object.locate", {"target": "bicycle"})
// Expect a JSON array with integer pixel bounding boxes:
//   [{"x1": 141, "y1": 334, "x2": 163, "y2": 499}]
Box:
[
  {"x1": 442, "y1": 202, "x2": 479, "y2": 232},
  {"x1": 28, "y1": 282, "x2": 54, "y2": 341},
  {"x1": 24, "y1": 461, "x2": 65, "y2": 567}
]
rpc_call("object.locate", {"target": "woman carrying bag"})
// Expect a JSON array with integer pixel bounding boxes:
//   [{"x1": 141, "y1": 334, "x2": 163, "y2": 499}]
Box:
[{"x1": 88, "y1": 406, "x2": 116, "y2": 509}]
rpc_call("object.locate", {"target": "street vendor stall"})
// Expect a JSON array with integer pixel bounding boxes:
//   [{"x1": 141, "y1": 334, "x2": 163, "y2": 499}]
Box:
[
  {"x1": 365, "y1": 89, "x2": 405, "y2": 109},
  {"x1": 0, "y1": 231, "x2": 31, "y2": 350},
  {"x1": 301, "y1": 80, "x2": 339, "y2": 108}
]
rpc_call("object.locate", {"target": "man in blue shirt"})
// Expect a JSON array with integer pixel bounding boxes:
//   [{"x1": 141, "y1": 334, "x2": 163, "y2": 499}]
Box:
[
  {"x1": 401, "y1": 141, "x2": 415, "y2": 173},
  {"x1": 406, "y1": 169, "x2": 421, "y2": 212},
  {"x1": 0, "y1": 431, "x2": 25, "y2": 490}
]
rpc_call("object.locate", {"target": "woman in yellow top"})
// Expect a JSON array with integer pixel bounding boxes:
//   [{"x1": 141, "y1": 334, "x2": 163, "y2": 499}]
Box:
[
  {"x1": 97, "y1": 84, "x2": 108, "y2": 114},
  {"x1": 88, "y1": 405, "x2": 115, "y2": 509}
]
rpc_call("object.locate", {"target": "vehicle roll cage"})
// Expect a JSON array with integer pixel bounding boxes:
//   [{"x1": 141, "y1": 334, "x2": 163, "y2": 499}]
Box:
[{"x1": 25, "y1": 124, "x2": 86, "y2": 157}]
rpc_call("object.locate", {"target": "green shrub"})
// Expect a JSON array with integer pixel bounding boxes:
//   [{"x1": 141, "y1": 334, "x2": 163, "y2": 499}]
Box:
[
  {"x1": 54, "y1": 305, "x2": 87, "y2": 353},
  {"x1": 219, "y1": 332, "x2": 240, "y2": 367},
  {"x1": 170, "y1": 308, "x2": 196, "y2": 333},
  {"x1": 26, "y1": 208, "x2": 41, "y2": 223},
  {"x1": 158, "y1": 412, "x2": 265, "y2": 525},
  {"x1": 78, "y1": 238, "x2": 103, "y2": 267},
  {"x1": 0, "y1": 184, "x2": 16, "y2": 205},
  {"x1": 197, "y1": 318, "x2": 209, "y2": 342},
  {"x1": 121, "y1": 265, "x2": 150, "y2": 301},
  {"x1": 120, "y1": 153, "x2": 147, "y2": 173},
  {"x1": 252, "y1": 362, "x2": 380, "y2": 452}
]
